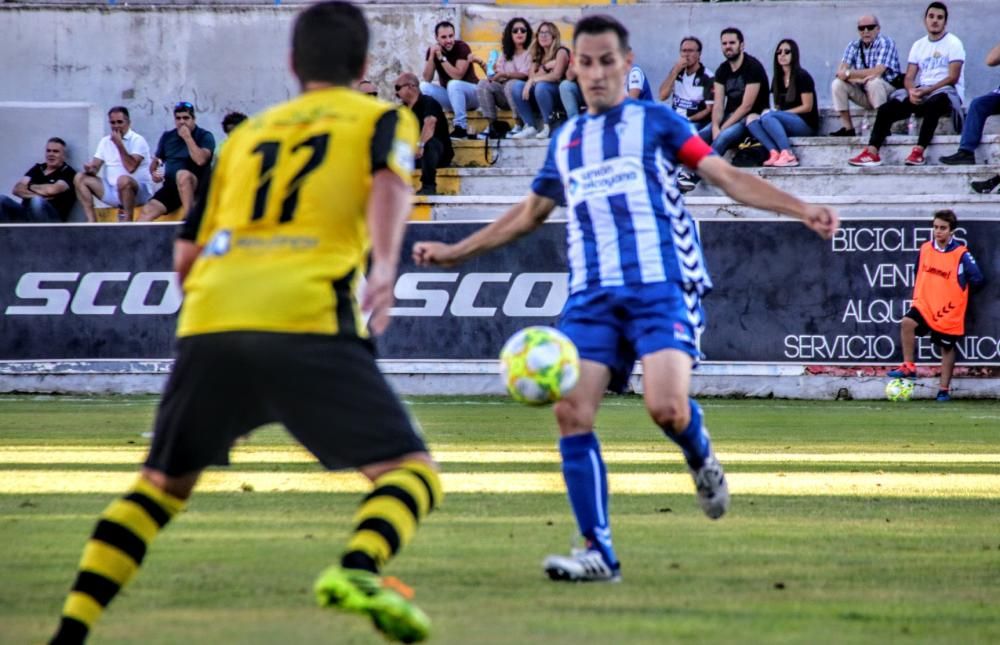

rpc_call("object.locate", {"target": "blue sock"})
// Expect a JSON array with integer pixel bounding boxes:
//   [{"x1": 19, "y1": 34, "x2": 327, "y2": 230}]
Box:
[
  {"x1": 662, "y1": 399, "x2": 711, "y2": 469},
  {"x1": 559, "y1": 433, "x2": 618, "y2": 569}
]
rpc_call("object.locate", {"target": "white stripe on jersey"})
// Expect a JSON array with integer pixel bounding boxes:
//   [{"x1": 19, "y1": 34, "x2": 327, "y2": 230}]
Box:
[
  {"x1": 581, "y1": 114, "x2": 624, "y2": 286},
  {"x1": 554, "y1": 123, "x2": 588, "y2": 293},
  {"x1": 619, "y1": 103, "x2": 667, "y2": 283}
]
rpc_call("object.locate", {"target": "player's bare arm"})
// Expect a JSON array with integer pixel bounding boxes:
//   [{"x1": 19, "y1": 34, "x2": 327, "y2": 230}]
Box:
[
  {"x1": 173, "y1": 239, "x2": 202, "y2": 287},
  {"x1": 364, "y1": 168, "x2": 413, "y2": 335},
  {"x1": 695, "y1": 156, "x2": 839, "y2": 239},
  {"x1": 413, "y1": 191, "x2": 556, "y2": 267}
]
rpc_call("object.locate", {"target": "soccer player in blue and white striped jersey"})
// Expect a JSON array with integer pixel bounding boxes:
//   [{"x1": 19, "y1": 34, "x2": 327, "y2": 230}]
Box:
[{"x1": 414, "y1": 14, "x2": 838, "y2": 583}]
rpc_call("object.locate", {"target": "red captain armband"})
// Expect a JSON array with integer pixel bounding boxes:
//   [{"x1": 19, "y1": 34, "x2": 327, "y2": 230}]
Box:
[{"x1": 677, "y1": 135, "x2": 714, "y2": 170}]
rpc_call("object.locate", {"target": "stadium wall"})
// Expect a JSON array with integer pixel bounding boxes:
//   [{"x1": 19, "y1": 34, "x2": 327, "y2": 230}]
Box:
[
  {"x1": 2, "y1": 1, "x2": 1000, "y2": 197},
  {"x1": 2, "y1": 221, "x2": 997, "y2": 400}
]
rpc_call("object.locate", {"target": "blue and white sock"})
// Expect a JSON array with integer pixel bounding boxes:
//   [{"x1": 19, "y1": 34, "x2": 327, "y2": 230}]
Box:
[
  {"x1": 662, "y1": 399, "x2": 711, "y2": 469},
  {"x1": 559, "y1": 432, "x2": 618, "y2": 569}
]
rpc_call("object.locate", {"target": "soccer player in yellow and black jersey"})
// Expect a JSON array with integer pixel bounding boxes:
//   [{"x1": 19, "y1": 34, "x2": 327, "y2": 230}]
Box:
[{"x1": 49, "y1": 3, "x2": 441, "y2": 643}]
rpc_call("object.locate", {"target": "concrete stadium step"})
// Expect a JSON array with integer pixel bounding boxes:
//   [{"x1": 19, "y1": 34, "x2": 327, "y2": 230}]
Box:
[
  {"x1": 411, "y1": 194, "x2": 1000, "y2": 222},
  {"x1": 426, "y1": 164, "x2": 1000, "y2": 197},
  {"x1": 451, "y1": 135, "x2": 1000, "y2": 168},
  {"x1": 459, "y1": 109, "x2": 998, "y2": 140}
]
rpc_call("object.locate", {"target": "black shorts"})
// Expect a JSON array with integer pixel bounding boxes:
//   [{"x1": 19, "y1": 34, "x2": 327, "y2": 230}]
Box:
[
  {"x1": 151, "y1": 180, "x2": 183, "y2": 213},
  {"x1": 906, "y1": 307, "x2": 963, "y2": 349},
  {"x1": 145, "y1": 332, "x2": 427, "y2": 476}
]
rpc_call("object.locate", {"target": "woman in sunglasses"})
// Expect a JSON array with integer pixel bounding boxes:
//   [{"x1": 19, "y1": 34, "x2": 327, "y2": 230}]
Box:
[
  {"x1": 746, "y1": 39, "x2": 818, "y2": 167},
  {"x1": 510, "y1": 21, "x2": 570, "y2": 139},
  {"x1": 473, "y1": 17, "x2": 533, "y2": 137}
]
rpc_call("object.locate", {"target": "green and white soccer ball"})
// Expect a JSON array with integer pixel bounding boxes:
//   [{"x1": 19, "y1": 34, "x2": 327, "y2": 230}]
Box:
[
  {"x1": 499, "y1": 326, "x2": 580, "y2": 405},
  {"x1": 885, "y1": 378, "x2": 914, "y2": 402}
]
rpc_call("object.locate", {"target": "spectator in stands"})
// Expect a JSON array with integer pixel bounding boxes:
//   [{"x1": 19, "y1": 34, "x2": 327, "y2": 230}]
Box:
[
  {"x1": 221, "y1": 111, "x2": 248, "y2": 136},
  {"x1": 397, "y1": 72, "x2": 453, "y2": 196},
  {"x1": 626, "y1": 53, "x2": 654, "y2": 101},
  {"x1": 0, "y1": 137, "x2": 76, "y2": 223},
  {"x1": 887, "y1": 210, "x2": 984, "y2": 401},
  {"x1": 830, "y1": 14, "x2": 903, "y2": 136},
  {"x1": 139, "y1": 101, "x2": 215, "y2": 222},
  {"x1": 849, "y1": 2, "x2": 965, "y2": 167},
  {"x1": 561, "y1": 51, "x2": 653, "y2": 118},
  {"x1": 420, "y1": 20, "x2": 480, "y2": 139},
  {"x1": 680, "y1": 27, "x2": 769, "y2": 191},
  {"x1": 473, "y1": 17, "x2": 533, "y2": 138},
  {"x1": 940, "y1": 41, "x2": 1000, "y2": 165},
  {"x1": 746, "y1": 39, "x2": 819, "y2": 167},
  {"x1": 659, "y1": 36, "x2": 714, "y2": 128},
  {"x1": 74, "y1": 106, "x2": 154, "y2": 223},
  {"x1": 510, "y1": 21, "x2": 570, "y2": 139},
  {"x1": 357, "y1": 79, "x2": 379, "y2": 97}
]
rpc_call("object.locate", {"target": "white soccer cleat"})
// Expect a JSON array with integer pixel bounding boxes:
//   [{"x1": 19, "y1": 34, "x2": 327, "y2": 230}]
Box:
[
  {"x1": 689, "y1": 450, "x2": 729, "y2": 519},
  {"x1": 543, "y1": 548, "x2": 621, "y2": 583}
]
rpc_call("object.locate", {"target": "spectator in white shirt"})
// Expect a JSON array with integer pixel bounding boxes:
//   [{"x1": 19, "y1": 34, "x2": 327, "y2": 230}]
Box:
[{"x1": 74, "y1": 106, "x2": 154, "y2": 222}]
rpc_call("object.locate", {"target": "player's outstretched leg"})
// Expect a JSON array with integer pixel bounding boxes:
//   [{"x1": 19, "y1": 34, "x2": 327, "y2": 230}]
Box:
[
  {"x1": 662, "y1": 400, "x2": 729, "y2": 519},
  {"x1": 50, "y1": 477, "x2": 186, "y2": 644},
  {"x1": 542, "y1": 432, "x2": 622, "y2": 582},
  {"x1": 315, "y1": 459, "x2": 442, "y2": 643}
]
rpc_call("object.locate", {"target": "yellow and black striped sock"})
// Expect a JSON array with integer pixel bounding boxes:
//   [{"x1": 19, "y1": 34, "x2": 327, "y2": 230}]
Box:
[
  {"x1": 51, "y1": 477, "x2": 185, "y2": 644},
  {"x1": 341, "y1": 460, "x2": 442, "y2": 573}
]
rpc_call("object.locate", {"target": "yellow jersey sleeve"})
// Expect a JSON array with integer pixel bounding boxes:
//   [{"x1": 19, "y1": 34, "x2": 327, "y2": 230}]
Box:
[{"x1": 371, "y1": 106, "x2": 419, "y2": 187}]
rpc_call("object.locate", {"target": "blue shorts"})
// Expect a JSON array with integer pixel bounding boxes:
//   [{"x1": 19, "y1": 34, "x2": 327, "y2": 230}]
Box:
[{"x1": 557, "y1": 282, "x2": 705, "y2": 393}]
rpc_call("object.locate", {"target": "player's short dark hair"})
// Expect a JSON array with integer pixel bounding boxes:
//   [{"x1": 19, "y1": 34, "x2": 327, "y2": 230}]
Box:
[
  {"x1": 721, "y1": 27, "x2": 744, "y2": 44},
  {"x1": 680, "y1": 36, "x2": 702, "y2": 53},
  {"x1": 434, "y1": 20, "x2": 455, "y2": 36},
  {"x1": 47, "y1": 137, "x2": 67, "y2": 148},
  {"x1": 573, "y1": 14, "x2": 629, "y2": 51},
  {"x1": 925, "y1": 1, "x2": 948, "y2": 20},
  {"x1": 108, "y1": 106, "x2": 130, "y2": 119},
  {"x1": 933, "y1": 209, "x2": 958, "y2": 230},
  {"x1": 292, "y1": 1, "x2": 368, "y2": 86}
]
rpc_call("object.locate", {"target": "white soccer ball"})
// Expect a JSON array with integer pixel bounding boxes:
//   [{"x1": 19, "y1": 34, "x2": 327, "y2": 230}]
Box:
[
  {"x1": 499, "y1": 326, "x2": 580, "y2": 405},
  {"x1": 885, "y1": 378, "x2": 914, "y2": 402}
]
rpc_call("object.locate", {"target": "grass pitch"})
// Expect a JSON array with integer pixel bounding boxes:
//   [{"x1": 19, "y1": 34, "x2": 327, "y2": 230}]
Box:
[{"x1": 1, "y1": 395, "x2": 998, "y2": 644}]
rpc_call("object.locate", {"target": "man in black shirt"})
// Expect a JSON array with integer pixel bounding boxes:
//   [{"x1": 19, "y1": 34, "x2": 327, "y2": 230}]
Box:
[
  {"x1": 0, "y1": 137, "x2": 77, "y2": 222},
  {"x1": 396, "y1": 72, "x2": 454, "y2": 196},
  {"x1": 680, "y1": 27, "x2": 769, "y2": 191}
]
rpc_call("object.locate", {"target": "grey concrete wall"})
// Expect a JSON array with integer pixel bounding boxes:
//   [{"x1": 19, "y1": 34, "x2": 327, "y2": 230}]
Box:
[
  {"x1": 1, "y1": 2, "x2": 998, "y2": 197},
  {"x1": 609, "y1": 1, "x2": 999, "y2": 107},
  {"x1": 0, "y1": 5, "x2": 459, "y2": 198}
]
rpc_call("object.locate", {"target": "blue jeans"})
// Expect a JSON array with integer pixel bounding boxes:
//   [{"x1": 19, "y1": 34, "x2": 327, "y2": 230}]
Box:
[
  {"x1": 959, "y1": 90, "x2": 1000, "y2": 152},
  {"x1": 419, "y1": 80, "x2": 479, "y2": 129},
  {"x1": 560, "y1": 80, "x2": 584, "y2": 117},
  {"x1": 746, "y1": 111, "x2": 816, "y2": 153},
  {"x1": 698, "y1": 120, "x2": 750, "y2": 155},
  {"x1": 509, "y1": 80, "x2": 563, "y2": 128},
  {"x1": 0, "y1": 195, "x2": 62, "y2": 222}
]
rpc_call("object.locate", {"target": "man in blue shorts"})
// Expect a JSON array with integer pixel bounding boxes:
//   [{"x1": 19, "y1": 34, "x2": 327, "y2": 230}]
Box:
[{"x1": 413, "y1": 15, "x2": 838, "y2": 583}]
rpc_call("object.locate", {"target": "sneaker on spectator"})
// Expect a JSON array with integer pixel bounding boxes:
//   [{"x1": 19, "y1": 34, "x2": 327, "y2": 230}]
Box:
[
  {"x1": 829, "y1": 126, "x2": 856, "y2": 137},
  {"x1": 416, "y1": 185, "x2": 437, "y2": 196},
  {"x1": 509, "y1": 124, "x2": 523, "y2": 136},
  {"x1": 512, "y1": 126, "x2": 538, "y2": 140},
  {"x1": 535, "y1": 124, "x2": 551, "y2": 139},
  {"x1": 848, "y1": 149, "x2": 882, "y2": 167},
  {"x1": 904, "y1": 146, "x2": 926, "y2": 166},
  {"x1": 762, "y1": 150, "x2": 780, "y2": 167},
  {"x1": 677, "y1": 171, "x2": 699, "y2": 193},
  {"x1": 939, "y1": 149, "x2": 976, "y2": 165},
  {"x1": 970, "y1": 174, "x2": 1000, "y2": 194},
  {"x1": 449, "y1": 126, "x2": 468, "y2": 140},
  {"x1": 773, "y1": 150, "x2": 799, "y2": 167}
]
